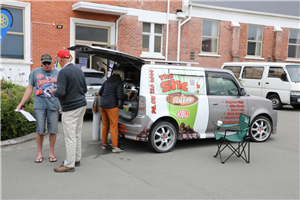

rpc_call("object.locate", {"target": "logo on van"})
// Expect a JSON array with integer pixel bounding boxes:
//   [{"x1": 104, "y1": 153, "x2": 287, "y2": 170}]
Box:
[{"x1": 176, "y1": 109, "x2": 190, "y2": 119}]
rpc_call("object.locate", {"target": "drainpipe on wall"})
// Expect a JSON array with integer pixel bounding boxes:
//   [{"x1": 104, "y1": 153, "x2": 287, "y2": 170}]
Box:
[
  {"x1": 115, "y1": 15, "x2": 122, "y2": 46},
  {"x1": 176, "y1": 6, "x2": 192, "y2": 62},
  {"x1": 165, "y1": 0, "x2": 170, "y2": 61}
]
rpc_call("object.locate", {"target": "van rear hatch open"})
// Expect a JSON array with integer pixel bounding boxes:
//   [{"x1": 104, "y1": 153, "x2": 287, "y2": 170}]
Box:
[{"x1": 68, "y1": 45, "x2": 145, "y2": 120}]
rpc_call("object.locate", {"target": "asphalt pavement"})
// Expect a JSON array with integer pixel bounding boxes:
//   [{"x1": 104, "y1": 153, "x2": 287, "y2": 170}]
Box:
[{"x1": 1, "y1": 107, "x2": 299, "y2": 199}]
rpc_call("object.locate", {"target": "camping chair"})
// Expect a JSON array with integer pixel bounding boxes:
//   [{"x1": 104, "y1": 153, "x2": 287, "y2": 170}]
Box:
[{"x1": 212, "y1": 113, "x2": 251, "y2": 164}]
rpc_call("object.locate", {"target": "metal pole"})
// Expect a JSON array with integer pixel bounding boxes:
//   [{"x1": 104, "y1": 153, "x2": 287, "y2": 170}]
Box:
[{"x1": 92, "y1": 92, "x2": 101, "y2": 141}]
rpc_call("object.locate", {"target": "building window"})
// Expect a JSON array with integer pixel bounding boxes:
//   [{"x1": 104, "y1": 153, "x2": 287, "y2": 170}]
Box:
[
  {"x1": 287, "y1": 29, "x2": 300, "y2": 59},
  {"x1": 201, "y1": 20, "x2": 219, "y2": 53},
  {"x1": 75, "y1": 24, "x2": 109, "y2": 45},
  {"x1": 247, "y1": 25, "x2": 263, "y2": 56},
  {"x1": 142, "y1": 23, "x2": 163, "y2": 53},
  {"x1": 1, "y1": 6, "x2": 24, "y2": 60}
]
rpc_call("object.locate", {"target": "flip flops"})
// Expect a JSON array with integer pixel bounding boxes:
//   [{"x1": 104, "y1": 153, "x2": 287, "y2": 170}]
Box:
[
  {"x1": 49, "y1": 157, "x2": 57, "y2": 162},
  {"x1": 35, "y1": 157, "x2": 43, "y2": 163}
]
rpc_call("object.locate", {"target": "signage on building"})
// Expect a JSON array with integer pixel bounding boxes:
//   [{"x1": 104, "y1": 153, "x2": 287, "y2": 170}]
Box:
[{"x1": 0, "y1": 8, "x2": 13, "y2": 43}]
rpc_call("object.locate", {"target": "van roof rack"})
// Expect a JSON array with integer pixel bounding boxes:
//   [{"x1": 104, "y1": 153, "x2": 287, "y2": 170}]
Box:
[{"x1": 144, "y1": 59, "x2": 198, "y2": 67}]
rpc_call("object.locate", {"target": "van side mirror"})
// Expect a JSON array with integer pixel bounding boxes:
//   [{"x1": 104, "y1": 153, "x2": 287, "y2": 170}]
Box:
[
  {"x1": 281, "y1": 73, "x2": 288, "y2": 82},
  {"x1": 239, "y1": 88, "x2": 246, "y2": 96}
]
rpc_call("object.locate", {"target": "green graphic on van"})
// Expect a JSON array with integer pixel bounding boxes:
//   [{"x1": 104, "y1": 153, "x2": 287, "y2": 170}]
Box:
[
  {"x1": 152, "y1": 69, "x2": 206, "y2": 129},
  {"x1": 166, "y1": 92, "x2": 199, "y2": 128}
]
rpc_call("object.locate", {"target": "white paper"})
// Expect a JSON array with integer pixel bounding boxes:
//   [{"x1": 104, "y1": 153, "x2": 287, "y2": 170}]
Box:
[{"x1": 15, "y1": 109, "x2": 36, "y2": 122}]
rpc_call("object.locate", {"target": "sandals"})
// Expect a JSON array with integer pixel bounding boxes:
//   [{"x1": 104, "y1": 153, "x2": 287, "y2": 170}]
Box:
[
  {"x1": 35, "y1": 157, "x2": 43, "y2": 163},
  {"x1": 49, "y1": 157, "x2": 57, "y2": 162}
]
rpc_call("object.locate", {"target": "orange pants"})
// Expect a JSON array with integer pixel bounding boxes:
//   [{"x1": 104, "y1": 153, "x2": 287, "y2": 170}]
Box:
[{"x1": 100, "y1": 107, "x2": 119, "y2": 147}]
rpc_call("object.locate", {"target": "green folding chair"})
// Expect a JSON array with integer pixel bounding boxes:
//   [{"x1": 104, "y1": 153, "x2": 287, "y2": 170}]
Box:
[{"x1": 212, "y1": 113, "x2": 251, "y2": 164}]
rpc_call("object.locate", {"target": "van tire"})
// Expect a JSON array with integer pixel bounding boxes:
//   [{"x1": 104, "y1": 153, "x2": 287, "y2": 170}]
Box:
[
  {"x1": 268, "y1": 95, "x2": 283, "y2": 110},
  {"x1": 147, "y1": 121, "x2": 177, "y2": 153},
  {"x1": 249, "y1": 116, "x2": 272, "y2": 142}
]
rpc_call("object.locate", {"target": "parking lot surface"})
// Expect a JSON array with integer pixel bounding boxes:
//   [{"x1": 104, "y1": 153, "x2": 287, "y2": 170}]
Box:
[{"x1": 1, "y1": 106, "x2": 299, "y2": 199}]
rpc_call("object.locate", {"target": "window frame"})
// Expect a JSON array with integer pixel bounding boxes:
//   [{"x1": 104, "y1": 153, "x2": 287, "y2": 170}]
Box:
[
  {"x1": 246, "y1": 25, "x2": 263, "y2": 57},
  {"x1": 142, "y1": 22, "x2": 163, "y2": 55},
  {"x1": 74, "y1": 23, "x2": 110, "y2": 46},
  {"x1": 287, "y1": 29, "x2": 300, "y2": 59},
  {"x1": 205, "y1": 71, "x2": 240, "y2": 96},
  {"x1": 242, "y1": 66, "x2": 264, "y2": 79},
  {"x1": 201, "y1": 19, "x2": 220, "y2": 54},
  {"x1": 1, "y1": 5, "x2": 25, "y2": 61}
]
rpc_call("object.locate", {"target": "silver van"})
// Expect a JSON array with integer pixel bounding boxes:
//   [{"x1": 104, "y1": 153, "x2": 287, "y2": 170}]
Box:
[{"x1": 69, "y1": 45, "x2": 277, "y2": 153}]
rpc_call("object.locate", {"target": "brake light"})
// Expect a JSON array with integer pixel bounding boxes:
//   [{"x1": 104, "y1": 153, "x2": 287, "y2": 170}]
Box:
[{"x1": 138, "y1": 95, "x2": 146, "y2": 116}]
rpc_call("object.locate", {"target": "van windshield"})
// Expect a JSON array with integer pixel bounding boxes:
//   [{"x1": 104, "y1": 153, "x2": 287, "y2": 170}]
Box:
[{"x1": 286, "y1": 65, "x2": 300, "y2": 82}]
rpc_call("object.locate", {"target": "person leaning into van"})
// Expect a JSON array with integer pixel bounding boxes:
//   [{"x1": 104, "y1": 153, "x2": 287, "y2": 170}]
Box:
[{"x1": 99, "y1": 68, "x2": 130, "y2": 153}]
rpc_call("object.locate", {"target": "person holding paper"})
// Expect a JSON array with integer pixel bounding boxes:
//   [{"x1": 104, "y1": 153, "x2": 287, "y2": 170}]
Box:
[{"x1": 16, "y1": 54, "x2": 60, "y2": 163}]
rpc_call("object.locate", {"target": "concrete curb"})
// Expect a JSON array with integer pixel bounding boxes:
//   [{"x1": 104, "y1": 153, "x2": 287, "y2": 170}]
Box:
[{"x1": 1, "y1": 132, "x2": 37, "y2": 147}]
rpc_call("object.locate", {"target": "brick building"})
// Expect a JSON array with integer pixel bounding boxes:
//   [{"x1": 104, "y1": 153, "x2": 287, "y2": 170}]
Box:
[{"x1": 1, "y1": 0, "x2": 299, "y2": 85}]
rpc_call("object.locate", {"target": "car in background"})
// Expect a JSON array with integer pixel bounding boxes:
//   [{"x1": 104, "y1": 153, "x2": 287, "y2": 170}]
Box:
[{"x1": 56, "y1": 67, "x2": 106, "y2": 113}]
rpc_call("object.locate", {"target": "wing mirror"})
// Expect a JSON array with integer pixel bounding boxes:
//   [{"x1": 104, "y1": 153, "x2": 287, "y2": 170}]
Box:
[
  {"x1": 239, "y1": 88, "x2": 247, "y2": 96},
  {"x1": 281, "y1": 72, "x2": 288, "y2": 82}
]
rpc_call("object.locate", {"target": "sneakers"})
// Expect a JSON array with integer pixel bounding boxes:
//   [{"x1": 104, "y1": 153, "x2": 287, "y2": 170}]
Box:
[
  {"x1": 54, "y1": 165, "x2": 75, "y2": 173},
  {"x1": 62, "y1": 161, "x2": 80, "y2": 167},
  {"x1": 75, "y1": 161, "x2": 81, "y2": 167},
  {"x1": 112, "y1": 147, "x2": 124, "y2": 153},
  {"x1": 102, "y1": 143, "x2": 112, "y2": 150}
]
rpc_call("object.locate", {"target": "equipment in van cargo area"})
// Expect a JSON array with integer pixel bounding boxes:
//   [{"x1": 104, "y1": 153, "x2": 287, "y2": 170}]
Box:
[
  {"x1": 222, "y1": 62, "x2": 300, "y2": 110},
  {"x1": 69, "y1": 45, "x2": 277, "y2": 153}
]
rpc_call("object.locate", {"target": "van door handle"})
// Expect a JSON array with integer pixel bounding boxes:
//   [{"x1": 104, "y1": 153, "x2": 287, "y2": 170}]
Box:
[
  {"x1": 212, "y1": 102, "x2": 218, "y2": 105},
  {"x1": 258, "y1": 82, "x2": 260, "y2": 86},
  {"x1": 89, "y1": 87, "x2": 93, "y2": 89},
  {"x1": 266, "y1": 82, "x2": 269, "y2": 84}
]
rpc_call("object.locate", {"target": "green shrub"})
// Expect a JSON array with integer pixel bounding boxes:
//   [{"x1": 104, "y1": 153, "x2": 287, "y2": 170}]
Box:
[{"x1": 1, "y1": 79, "x2": 36, "y2": 140}]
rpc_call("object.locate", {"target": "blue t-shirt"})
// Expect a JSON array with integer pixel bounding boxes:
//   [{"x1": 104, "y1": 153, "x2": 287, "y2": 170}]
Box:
[{"x1": 29, "y1": 67, "x2": 59, "y2": 110}]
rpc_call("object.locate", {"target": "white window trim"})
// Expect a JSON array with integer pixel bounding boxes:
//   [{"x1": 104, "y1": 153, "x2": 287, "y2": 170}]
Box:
[
  {"x1": 70, "y1": 18, "x2": 115, "y2": 62},
  {"x1": 198, "y1": 53, "x2": 221, "y2": 58},
  {"x1": 285, "y1": 59, "x2": 300, "y2": 62},
  {"x1": 244, "y1": 56, "x2": 265, "y2": 60},
  {"x1": 287, "y1": 29, "x2": 300, "y2": 60},
  {"x1": 0, "y1": 1, "x2": 31, "y2": 64},
  {"x1": 201, "y1": 19, "x2": 220, "y2": 54},
  {"x1": 141, "y1": 23, "x2": 164, "y2": 58},
  {"x1": 247, "y1": 25, "x2": 263, "y2": 57}
]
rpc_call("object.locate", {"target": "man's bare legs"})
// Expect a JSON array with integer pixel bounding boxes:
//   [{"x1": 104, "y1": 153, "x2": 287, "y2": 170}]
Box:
[
  {"x1": 49, "y1": 133, "x2": 57, "y2": 161},
  {"x1": 35, "y1": 133, "x2": 44, "y2": 162}
]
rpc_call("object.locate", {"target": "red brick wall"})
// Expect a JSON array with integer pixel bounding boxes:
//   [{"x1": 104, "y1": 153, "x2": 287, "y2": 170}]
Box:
[{"x1": 21, "y1": 0, "x2": 293, "y2": 71}]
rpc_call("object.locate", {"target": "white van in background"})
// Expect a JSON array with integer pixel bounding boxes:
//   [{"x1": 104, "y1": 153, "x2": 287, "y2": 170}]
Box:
[{"x1": 222, "y1": 62, "x2": 300, "y2": 110}]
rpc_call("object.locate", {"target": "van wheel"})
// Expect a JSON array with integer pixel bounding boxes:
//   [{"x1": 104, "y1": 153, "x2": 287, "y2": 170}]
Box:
[
  {"x1": 147, "y1": 121, "x2": 177, "y2": 153},
  {"x1": 268, "y1": 95, "x2": 283, "y2": 110},
  {"x1": 249, "y1": 116, "x2": 272, "y2": 142}
]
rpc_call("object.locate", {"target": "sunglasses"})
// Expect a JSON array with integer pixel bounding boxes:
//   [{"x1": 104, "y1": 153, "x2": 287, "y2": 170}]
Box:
[{"x1": 42, "y1": 62, "x2": 51, "y2": 65}]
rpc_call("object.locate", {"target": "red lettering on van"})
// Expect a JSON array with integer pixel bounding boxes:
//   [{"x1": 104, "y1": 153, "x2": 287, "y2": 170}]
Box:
[{"x1": 176, "y1": 109, "x2": 190, "y2": 119}]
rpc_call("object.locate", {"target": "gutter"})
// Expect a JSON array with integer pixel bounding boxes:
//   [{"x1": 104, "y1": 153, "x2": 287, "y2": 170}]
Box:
[{"x1": 177, "y1": 5, "x2": 192, "y2": 62}]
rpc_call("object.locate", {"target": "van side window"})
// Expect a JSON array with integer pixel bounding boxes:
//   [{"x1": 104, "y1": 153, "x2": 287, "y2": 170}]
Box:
[
  {"x1": 206, "y1": 72, "x2": 239, "y2": 96},
  {"x1": 268, "y1": 67, "x2": 285, "y2": 79},
  {"x1": 242, "y1": 67, "x2": 264, "y2": 79},
  {"x1": 223, "y1": 66, "x2": 241, "y2": 78}
]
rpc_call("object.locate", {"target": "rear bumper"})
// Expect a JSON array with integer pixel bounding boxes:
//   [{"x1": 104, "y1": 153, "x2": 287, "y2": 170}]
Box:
[{"x1": 118, "y1": 115, "x2": 153, "y2": 141}]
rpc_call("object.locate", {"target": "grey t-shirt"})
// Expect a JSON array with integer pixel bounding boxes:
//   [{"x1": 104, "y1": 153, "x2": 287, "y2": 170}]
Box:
[{"x1": 29, "y1": 67, "x2": 59, "y2": 110}]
